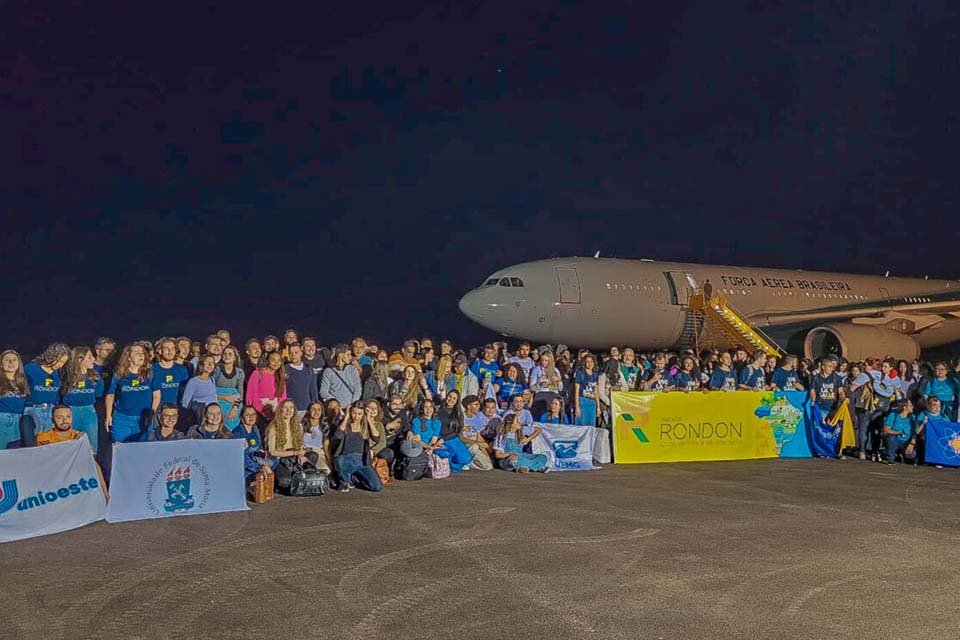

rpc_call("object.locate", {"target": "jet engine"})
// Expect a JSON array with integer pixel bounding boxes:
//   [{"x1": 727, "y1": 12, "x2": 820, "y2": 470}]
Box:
[{"x1": 804, "y1": 323, "x2": 920, "y2": 362}]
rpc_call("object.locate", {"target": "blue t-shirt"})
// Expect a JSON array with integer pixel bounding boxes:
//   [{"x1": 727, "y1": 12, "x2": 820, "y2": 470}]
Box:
[
  {"x1": 495, "y1": 379, "x2": 527, "y2": 403},
  {"x1": 357, "y1": 355, "x2": 373, "y2": 367},
  {"x1": 739, "y1": 365, "x2": 766, "y2": 391},
  {"x1": 152, "y1": 363, "x2": 189, "y2": 405},
  {"x1": 643, "y1": 368, "x2": 673, "y2": 392},
  {"x1": 61, "y1": 375, "x2": 104, "y2": 407},
  {"x1": 0, "y1": 390, "x2": 26, "y2": 414},
  {"x1": 539, "y1": 412, "x2": 569, "y2": 424},
  {"x1": 108, "y1": 372, "x2": 154, "y2": 417},
  {"x1": 410, "y1": 416, "x2": 441, "y2": 443},
  {"x1": 463, "y1": 413, "x2": 487, "y2": 438},
  {"x1": 810, "y1": 373, "x2": 842, "y2": 410},
  {"x1": 574, "y1": 369, "x2": 599, "y2": 400},
  {"x1": 924, "y1": 378, "x2": 958, "y2": 405},
  {"x1": 674, "y1": 371, "x2": 699, "y2": 391},
  {"x1": 917, "y1": 409, "x2": 942, "y2": 432},
  {"x1": 470, "y1": 359, "x2": 499, "y2": 388},
  {"x1": 884, "y1": 412, "x2": 914, "y2": 442},
  {"x1": 770, "y1": 367, "x2": 800, "y2": 391},
  {"x1": 709, "y1": 368, "x2": 738, "y2": 391},
  {"x1": 24, "y1": 363, "x2": 61, "y2": 406}
]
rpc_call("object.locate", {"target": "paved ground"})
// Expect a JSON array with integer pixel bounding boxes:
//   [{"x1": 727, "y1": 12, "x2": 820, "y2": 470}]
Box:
[{"x1": 3, "y1": 458, "x2": 959, "y2": 640}]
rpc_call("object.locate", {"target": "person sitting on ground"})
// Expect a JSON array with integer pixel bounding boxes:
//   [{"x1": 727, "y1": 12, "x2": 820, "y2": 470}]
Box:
[
  {"x1": 504, "y1": 393, "x2": 539, "y2": 453},
  {"x1": 426, "y1": 354, "x2": 453, "y2": 402},
  {"x1": 883, "y1": 399, "x2": 916, "y2": 465},
  {"x1": 267, "y1": 398, "x2": 321, "y2": 490},
  {"x1": 365, "y1": 398, "x2": 394, "y2": 469},
  {"x1": 301, "y1": 401, "x2": 332, "y2": 473},
  {"x1": 322, "y1": 398, "x2": 344, "y2": 435},
  {"x1": 460, "y1": 395, "x2": 493, "y2": 470},
  {"x1": 479, "y1": 397, "x2": 504, "y2": 444},
  {"x1": 539, "y1": 397, "x2": 569, "y2": 424},
  {"x1": 448, "y1": 353, "x2": 480, "y2": 398},
  {"x1": 234, "y1": 404, "x2": 275, "y2": 481},
  {"x1": 389, "y1": 364, "x2": 427, "y2": 410},
  {"x1": 407, "y1": 399, "x2": 444, "y2": 456},
  {"x1": 246, "y1": 351, "x2": 288, "y2": 419},
  {"x1": 492, "y1": 413, "x2": 549, "y2": 473},
  {"x1": 329, "y1": 402, "x2": 383, "y2": 493},
  {"x1": 434, "y1": 389, "x2": 473, "y2": 472},
  {"x1": 145, "y1": 403, "x2": 186, "y2": 441},
  {"x1": 186, "y1": 402, "x2": 236, "y2": 440}
]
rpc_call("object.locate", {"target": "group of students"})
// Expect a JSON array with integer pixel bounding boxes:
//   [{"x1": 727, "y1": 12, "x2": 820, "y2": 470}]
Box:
[{"x1": 2, "y1": 331, "x2": 955, "y2": 495}]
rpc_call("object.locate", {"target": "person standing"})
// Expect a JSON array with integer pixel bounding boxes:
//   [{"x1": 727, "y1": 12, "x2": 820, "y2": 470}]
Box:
[
  {"x1": 23, "y1": 343, "x2": 71, "y2": 434},
  {"x1": 284, "y1": 343, "x2": 319, "y2": 419},
  {"x1": 573, "y1": 354, "x2": 600, "y2": 426},
  {"x1": 214, "y1": 345, "x2": 245, "y2": 431},
  {"x1": 105, "y1": 344, "x2": 158, "y2": 443},
  {"x1": 320, "y1": 345, "x2": 362, "y2": 408},
  {"x1": 246, "y1": 351, "x2": 288, "y2": 419},
  {"x1": 151, "y1": 337, "x2": 189, "y2": 411},
  {"x1": 180, "y1": 354, "x2": 219, "y2": 428},
  {"x1": 61, "y1": 346, "x2": 105, "y2": 453},
  {"x1": 0, "y1": 350, "x2": 28, "y2": 448}
]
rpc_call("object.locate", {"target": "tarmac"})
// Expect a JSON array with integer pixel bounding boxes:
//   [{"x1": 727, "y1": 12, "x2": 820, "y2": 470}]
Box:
[{"x1": 3, "y1": 458, "x2": 959, "y2": 640}]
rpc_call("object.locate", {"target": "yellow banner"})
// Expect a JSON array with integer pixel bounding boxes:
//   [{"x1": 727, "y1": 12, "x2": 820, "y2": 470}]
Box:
[{"x1": 611, "y1": 390, "x2": 811, "y2": 464}]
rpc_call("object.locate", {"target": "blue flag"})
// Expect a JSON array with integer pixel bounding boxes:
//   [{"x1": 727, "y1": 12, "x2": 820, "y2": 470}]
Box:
[
  {"x1": 923, "y1": 417, "x2": 960, "y2": 467},
  {"x1": 807, "y1": 403, "x2": 841, "y2": 458}
]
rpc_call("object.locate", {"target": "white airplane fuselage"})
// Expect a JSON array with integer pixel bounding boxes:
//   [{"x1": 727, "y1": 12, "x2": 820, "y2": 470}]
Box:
[{"x1": 458, "y1": 257, "x2": 960, "y2": 360}]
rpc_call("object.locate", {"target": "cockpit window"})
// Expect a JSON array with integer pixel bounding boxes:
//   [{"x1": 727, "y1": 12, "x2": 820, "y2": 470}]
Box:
[
  {"x1": 498, "y1": 277, "x2": 512, "y2": 287},
  {"x1": 510, "y1": 277, "x2": 523, "y2": 287},
  {"x1": 483, "y1": 278, "x2": 498, "y2": 287}
]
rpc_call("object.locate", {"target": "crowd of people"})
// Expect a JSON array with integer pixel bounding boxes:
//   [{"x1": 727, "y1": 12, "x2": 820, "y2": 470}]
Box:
[{"x1": 1, "y1": 330, "x2": 956, "y2": 497}]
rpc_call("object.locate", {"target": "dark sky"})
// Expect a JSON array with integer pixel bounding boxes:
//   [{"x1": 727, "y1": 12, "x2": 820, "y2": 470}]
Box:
[{"x1": 3, "y1": 1, "x2": 959, "y2": 353}]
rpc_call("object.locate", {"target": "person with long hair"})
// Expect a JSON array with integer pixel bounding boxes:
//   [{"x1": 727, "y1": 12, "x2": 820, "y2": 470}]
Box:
[
  {"x1": 434, "y1": 389, "x2": 473, "y2": 472},
  {"x1": 106, "y1": 343, "x2": 157, "y2": 443},
  {"x1": 246, "y1": 351, "x2": 287, "y2": 418},
  {"x1": 300, "y1": 400, "x2": 332, "y2": 473},
  {"x1": 24, "y1": 342, "x2": 71, "y2": 433},
  {"x1": 329, "y1": 402, "x2": 383, "y2": 492},
  {"x1": 365, "y1": 398, "x2": 396, "y2": 467},
  {"x1": 267, "y1": 398, "x2": 320, "y2": 490},
  {"x1": 573, "y1": 354, "x2": 600, "y2": 426},
  {"x1": 0, "y1": 350, "x2": 29, "y2": 448},
  {"x1": 493, "y1": 413, "x2": 549, "y2": 473},
  {"x1": 389, "y1": 365, "x2": 425, "y2": 410},
  {"x1": 362, "y1": 360, "x2": 391, "y2": 402},
  {"x1": 539, "y1": 396, "x2": 569, "y2": 424},
  {"x1": 186, "y1": 403, "x2": 235, "y2": 440},
  {"x1": 493, "y1": 362, "x2": 527, "y2": 408},
  {"x1": 214, "y1": 345, "x2": 245, "y2": 430},
  {"x1": 181, "y1": 354, "x2": 219, "y2": 428},
  {"x1": 61, "y1": 346, "x2": 105, "y2": 452},
  {"x1": 233, "y1": 404, "x2": 273, "y2": 480},
  {"x1": 674, "y1": 356, "x2": 701, "y2": 392},
  {"x1": 406, "y1": 399, "x2": 443, "y2": 456},
  {"x1": 426, "y1": 355, "x2": 453, "y2": 402}
]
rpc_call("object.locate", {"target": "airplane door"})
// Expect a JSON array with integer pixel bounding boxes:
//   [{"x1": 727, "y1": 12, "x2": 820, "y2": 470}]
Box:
[
  {"x1": 879, "y1": 287, "x2": 891, "y2": 304},
  {"x1": 556, "y1": 268, "x2": 582, "y2": 304},
  {"x1": 664, "y1": 271, "x2": 697, "y2": 306}
]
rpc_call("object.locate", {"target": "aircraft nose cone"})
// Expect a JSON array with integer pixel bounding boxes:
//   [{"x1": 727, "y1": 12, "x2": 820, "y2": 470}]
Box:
[{"x1": 459, "y1": 290, "x2": 484, "y2": 322}]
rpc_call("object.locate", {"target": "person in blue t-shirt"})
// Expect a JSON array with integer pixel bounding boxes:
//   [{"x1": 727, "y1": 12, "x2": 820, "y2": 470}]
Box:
[
  {"x1": 152, "y1": 338, "x2": 190, "y2": 409},
  {"x1": 23, "y1": 342, "x2": 71, "y2": 435},
  {"x1": 922, "y1": 362, "x2": 959, "y2": 421},
  {"x1": 106, "y1": 343, "x2": 159, "y2": 443},
  {"x1": 470, "y1": 344, "x2": 500, "y2": 394},
  {"x1": 61, "y1": 346, "x2": 105, "y2": 453},
  {"x1": 738, "y1": 351, "x2": 768, "y2": 391},
  {"x1": 882, "y1": 399, "x2": 916, "y2": 464},
  {"x1": 92, "y1": 337, "x2": 117, "y2": 380},
  {"x1": 809, "y1": 357, "x2": 845, "y2": 414},
  {"x1": 494, "y1": 363, "x2": 527, "y2": 408},
  {"x1": 573, "y1": 354, "x2": 600, "y2": 426},
  {"x1": 0, "y1": 350, "x2": 29, "y2": 448},
  {"x1": 641, "y1": 353, "x2": 675, "y2": 392},
  {"x1": 913, "y1": 396, "x2": 942, "y2": 466},
  {"x1": 674, "y1": 356, "x2": 701, "y2": 392},
  {"x1": 539, "y1": 396, "x2": 569, "y2": 424},
  {"x1": 709, "y1": 352, "x2": 738, "y2": 391},
  {"x1": 770, "y1": 355, "x2": 804, "y2": 391}
]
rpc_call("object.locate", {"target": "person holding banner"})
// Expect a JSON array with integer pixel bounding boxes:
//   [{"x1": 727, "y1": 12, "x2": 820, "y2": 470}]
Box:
[
  {"x1": 708, "y1": 352, "x2": 738, "y2": 391},
  {"x1": 492, "y1": 413, "x2": 548, "y2": 473},
  {"x1": 61, "y1": 346, "x2": 104, "y2": 453},
  {"x1": 186, "y1": 403, "x2": 236, "y2": 440},
  {"x1": 106, "y1": 344, "x2": 157, "y2": 443},
  {"x1": 882, "y1": 399, "x2": 916, "y2": 464},
  {"x1": 0, "y1": 350, "x2": 29, "y2": 448},
  {"x1": 921, "y1": 362, "x2": 959, "y2": 421},
  {"x1": 640, "y1": 352, "x2": 674, "y2": 392},
  {"x1": 738, "y1": 350, "x2": 769, "y2": 391},
  {"x1": 674, "y1": 356, "x2": 701, "y2": 392},
  {"x1": 911, "y1": 396, "x2": 943, "y2": 466}
]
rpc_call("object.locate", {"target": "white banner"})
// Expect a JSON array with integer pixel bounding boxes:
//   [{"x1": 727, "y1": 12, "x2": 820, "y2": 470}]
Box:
[
  {"x1": 106, "y1": 439, "x2": 248, "y2": 523},
  {"x1": 0, "y1": 436, "x2": 106, "y2": 543},
  {"x1": 531, "y1": 423, "x2": 600, "y2": 471}
]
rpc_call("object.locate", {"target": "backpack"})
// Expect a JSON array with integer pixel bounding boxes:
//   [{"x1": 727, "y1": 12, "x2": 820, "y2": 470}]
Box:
[
  {"x1": 428, "y1": 452, "x2": 451, "y2": 479},
  {"x1": 398, "y1": 453, "x2": 429, "y2": 481},
  {"x1": 288, "y1": 468, "x2": 330, "y2": 497}
]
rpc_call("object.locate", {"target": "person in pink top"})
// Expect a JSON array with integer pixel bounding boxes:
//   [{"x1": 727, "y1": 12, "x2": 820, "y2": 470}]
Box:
[{"x1": 246, "y1": 351, "x2": 287, "y2": 419}]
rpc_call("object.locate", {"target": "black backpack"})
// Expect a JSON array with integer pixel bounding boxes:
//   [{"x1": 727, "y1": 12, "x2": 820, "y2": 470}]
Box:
[
  {"x1": 398, "y1": 453, "x2": 429, "y2": 481},
  {"x1": 288, "y1": 468, "x2": 330, "y2": 497}
]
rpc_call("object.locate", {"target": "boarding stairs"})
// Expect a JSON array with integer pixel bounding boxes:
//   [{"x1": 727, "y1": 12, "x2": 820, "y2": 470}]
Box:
[{"x1": 686, "y1": 292, "x2": 785, "y2": 357}]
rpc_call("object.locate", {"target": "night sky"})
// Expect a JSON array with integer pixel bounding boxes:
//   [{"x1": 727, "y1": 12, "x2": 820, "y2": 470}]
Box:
[{"x1": 4, "y1": 1, "x2": 959, "y2": 354}]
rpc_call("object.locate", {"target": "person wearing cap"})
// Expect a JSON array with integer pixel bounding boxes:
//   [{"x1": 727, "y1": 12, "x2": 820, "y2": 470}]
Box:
[
  {"x1": 319, "y1": 344, "x2": 362, "y2": 408},
  {"x1": 447, "y1": 354, "x2": 479, "y2": 398}
]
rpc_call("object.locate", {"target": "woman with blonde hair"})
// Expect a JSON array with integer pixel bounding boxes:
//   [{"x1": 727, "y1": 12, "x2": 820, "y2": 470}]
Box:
[
  {"x1": 426, "y1": 355, "x2": 453, "y2": 402},
  {"x1": 267, "y1": 398, "x2": 321, "y2": 490},
  {"x1": 106, "y1": 343, "x2": 157, "y2": 443},
  {"x1": 362, "y1": 360, "x2": 391, "y2": 403},
  {"x1": 300, "y1": 400, "x2": 331, "y2": 473},
  {"x1": 389, "y1": 365, "x2": 426, "y2": 410},
  {"x1": 0, "y1": 350, "x2": 29, "y2": 448},
  {"x1": 61, "y1": 346, "x2": 105, "y2": 452},
  {"x1": 330, "y1": 402, "x2": 383, "y2": 492}
]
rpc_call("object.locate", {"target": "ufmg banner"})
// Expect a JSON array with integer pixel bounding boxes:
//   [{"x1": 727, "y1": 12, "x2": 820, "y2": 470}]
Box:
[
  {"x1": 611, "y1": 391, "x2": 812, "y2": 464},
  {"x1": 107, "y1": 439, "x2": 248, "y2": 523}
]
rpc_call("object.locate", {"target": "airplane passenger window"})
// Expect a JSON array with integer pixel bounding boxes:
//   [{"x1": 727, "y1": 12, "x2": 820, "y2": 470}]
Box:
[
  {"x1": 510, "y1": 277, "x2": 523, "y2": 287},
  {"x1": 606, "y1": 283, "x2": 611, "y2": 290},
  {"x1": 499, "y1": 277, "x2": 512, "y2": 287}
]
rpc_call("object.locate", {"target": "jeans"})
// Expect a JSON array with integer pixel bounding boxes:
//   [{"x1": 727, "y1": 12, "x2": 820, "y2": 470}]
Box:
[
  {"x1": 24, "y1": 405, "x2": 53, "y2": 434},
  {"x1": 334, "y1": 453, "x2": 383, "y2": 492},
  {"x1": 71, "y1": 404, "x2": 99, "y2": 453},
  {"x1": 110, "y1": 412, "x2": 143, "y2": 443},
  {"x1": 854, "y1": 409, "x2": 871, "y2": 454},
  {"x1": 433, "y1": 437, "x2": 473, "y2": 472},
  {"x1": 0, "y1": 412, "x2": 20, "y2": 448},
  {"x1": 885, "y1": 435, "x2": 910, "y2": 462}
]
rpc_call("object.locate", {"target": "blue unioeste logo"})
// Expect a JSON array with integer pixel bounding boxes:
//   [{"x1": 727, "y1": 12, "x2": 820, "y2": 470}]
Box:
[{"x1": 0, "y1": 477, "x2": 100, "y2": 516}]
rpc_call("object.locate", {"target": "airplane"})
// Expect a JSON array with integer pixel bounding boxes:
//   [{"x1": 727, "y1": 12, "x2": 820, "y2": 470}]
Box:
[{"x1": 457, "y1": 257, "x2": 960, "y2": 361}]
